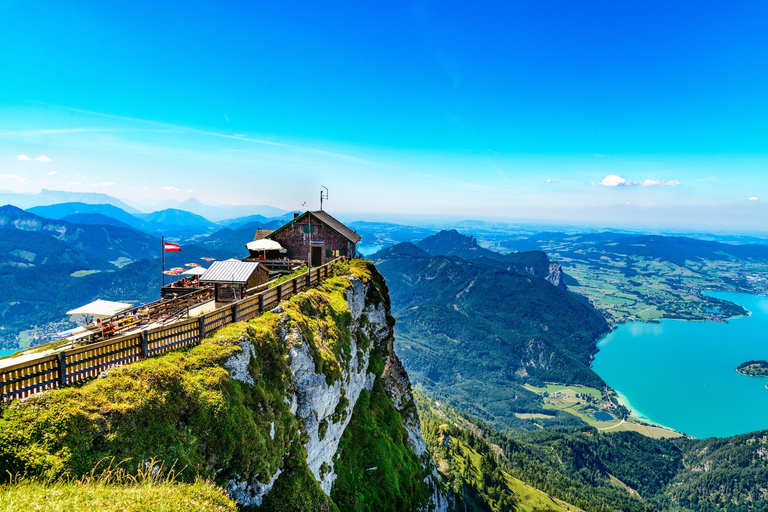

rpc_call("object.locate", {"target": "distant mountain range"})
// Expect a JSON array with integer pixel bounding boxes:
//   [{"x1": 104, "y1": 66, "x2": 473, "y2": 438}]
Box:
[
  {"x1": 25, "y1": 202, "x2": 291, "y2": 243},
  {"x1": 504, "y1": 231, "x2": 768, "y2": 266},
  {"x1": 0, "y1": 189, "x2": 287, "y2": 221},
  {"x1": 200, "y1": 220, "x2": 284, "y2": 258},
  {"x1": 0, "y1": 205, "x2": 252, "y2": 348},
  {"x1": 0, "y1": 189, "x2": 142, "y2": 213}
]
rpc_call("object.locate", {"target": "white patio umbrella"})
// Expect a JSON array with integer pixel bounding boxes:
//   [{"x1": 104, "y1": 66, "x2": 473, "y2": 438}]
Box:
[{"x1": 246, "y1": 239, "x2": 283, "y2": 252}]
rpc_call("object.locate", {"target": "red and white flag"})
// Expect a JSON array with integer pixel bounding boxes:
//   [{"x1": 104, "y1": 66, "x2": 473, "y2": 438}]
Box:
[{"x1": 164, "y1": 242, "x2": 181, "y2": 252}]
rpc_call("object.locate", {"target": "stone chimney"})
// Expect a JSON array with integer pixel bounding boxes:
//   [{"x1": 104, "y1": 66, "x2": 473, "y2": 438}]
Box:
[{"x1": 294, "y1": 212, "x2": 300, "y2": 219}]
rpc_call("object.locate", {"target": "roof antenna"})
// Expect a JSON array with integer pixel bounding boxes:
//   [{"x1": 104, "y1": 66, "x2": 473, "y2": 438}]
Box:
[{"x1": 320, "y1": 186, "x2": 328, "y2": 211}]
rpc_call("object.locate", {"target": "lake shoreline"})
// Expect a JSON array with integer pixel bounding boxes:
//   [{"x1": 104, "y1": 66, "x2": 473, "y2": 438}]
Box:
[{"x1": 592, "y1": 291, "x2": 768, "y2": 439}]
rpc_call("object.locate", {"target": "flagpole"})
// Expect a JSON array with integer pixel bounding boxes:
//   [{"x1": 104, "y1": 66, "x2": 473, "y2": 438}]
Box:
[{"x1": 162, "y1": 236, "x2": 165, "y2": 287}]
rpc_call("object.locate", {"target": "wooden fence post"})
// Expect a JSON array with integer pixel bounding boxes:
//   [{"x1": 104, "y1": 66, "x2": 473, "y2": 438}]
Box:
[
  {"x1": 199, "y1": 315, "x2": 206, "y2": 340},
  {"x1": 277, "y1": 285, "x2": 282, "y2": 303},
  {"x1": 140, "y1": 330, "x2": 148, "y2": 359},
  {"x1": 258, "y1": 293, "x2": 264, "y2": 313},
  {"x1": 293, "y1": 278, "x2": 298, "y2": 296},
  {"x1": 306, "y1": 273, "x2": 310, "y2": 288},
  {"x1": 232, "y1": 303, "x2": 238, "y2": 322},
  {"x1": 57, "y1": 351, "x2": 67, "y2": 386}
]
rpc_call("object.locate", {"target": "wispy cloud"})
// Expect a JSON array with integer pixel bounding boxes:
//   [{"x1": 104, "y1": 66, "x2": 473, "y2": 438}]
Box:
[
  {"x1": 598, "y1": 175, "x2": 681, "y2": 187},
  {"x1": 27, "y1": 101, "x2": 378, "y2": 166},
  {"x1": 17, "y1": 154, "x2": 52, "y2": 162},
  {"x1": 161, "y1": 186, "x2": 180, "y2": 192},
  {"x1": 1, "y1": 128, "x2": 117, "y2": 137},
  {"x1": 0, "y1": 174, "x2": 26, "y2": 181},
  {"x1": 46, "y1": 171, "x2": 58, "y2": 175},
  {"x1": 749, "y1": 197, "x2": 759, "y2": 201},
  {"x1": 99, "y1": 182, "x2": 115, "y2": 186}
]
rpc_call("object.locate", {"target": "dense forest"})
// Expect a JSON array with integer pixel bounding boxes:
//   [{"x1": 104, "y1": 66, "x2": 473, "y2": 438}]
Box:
[
  {"x1": 371, "y1": 241, "x2": 609, "y2": 433},
  {"x1": 416, "y1": 392, "x2": 768, "y2": 512}
]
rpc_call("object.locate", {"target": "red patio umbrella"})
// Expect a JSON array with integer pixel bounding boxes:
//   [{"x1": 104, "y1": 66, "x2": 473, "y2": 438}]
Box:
[{"x1": 185, "y1": 263, "x2": 202, "y2": 267}]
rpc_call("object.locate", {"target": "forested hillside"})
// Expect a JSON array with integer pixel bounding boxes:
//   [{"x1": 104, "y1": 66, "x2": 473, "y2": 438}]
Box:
[
  {"x1": 417, "y1": 392, "x2": 768, "y2": 512},
  {"x1": 371, "y1": 242, "x2": 609, "y2": 433}
]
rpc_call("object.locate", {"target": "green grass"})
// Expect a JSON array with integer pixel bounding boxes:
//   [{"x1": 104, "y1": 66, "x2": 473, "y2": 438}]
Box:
[
  {"x1": 0, "y1": 463, "x2": 235, "y2": 512},
  {"x1": 331, "y1": 383, "x2": 431, "y2": 512},
  {"x1": 0, "y1": 259, "x2": 430, "y2": 511}
]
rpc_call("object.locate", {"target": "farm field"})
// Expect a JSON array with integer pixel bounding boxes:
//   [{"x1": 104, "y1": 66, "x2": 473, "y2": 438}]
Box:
[
  {"x1": 523, "y1": 383, "x2": 683, "y2": 439},
  {"x1": 500, "y1": 233, "x2": 768, "y2": 322}
]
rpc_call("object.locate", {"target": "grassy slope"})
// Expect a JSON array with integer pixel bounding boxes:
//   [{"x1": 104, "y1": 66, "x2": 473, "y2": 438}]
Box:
[
  {"x1": 0, "y1": 478, "x2": 235, "y2": 512},
  {"x1": 0, "y1": 260, "x2": 433, "y2": 511}
]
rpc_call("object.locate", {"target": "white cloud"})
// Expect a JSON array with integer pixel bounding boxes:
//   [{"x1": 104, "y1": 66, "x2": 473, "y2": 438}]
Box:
[
  {"x1": 187, "y1": 189, "x2": 194, "y2": 193},
  {"x1": 68, "y1": 182, "x2": 80, "y2": 185},
  {"x1": 598, "y1": 175, "x2": 681, "y2": 187},
  {"x1": 35, "y1": 155, "x2": 52, "y2": 162},
  {"x1": 639, "y1": 179, "x2": 681, "y2": 186},
  {"x1": 47, "y1": 171, "x2": 58, "y2": 175},
  {"x1": 598, "y1": 175, "x2": 628, "y2": 186},
  {"x1": 0, "y1": 174, "x2": 26, "y2": 181},
  {"x1": 161, "y1": 186, "x2": 180, "y2": 192},
  {"x1": 749, "y1": 197, "x2": 759, "y2": 201},
  {"x1": 99, "y1": 182, "x2": 115, "y2": 186},
  {"x1": 76, "y1": 173, "x2": 85, "y2": 177},
  {"x1": 17, "y1": 154, "x2": 31, "y2": 161}
]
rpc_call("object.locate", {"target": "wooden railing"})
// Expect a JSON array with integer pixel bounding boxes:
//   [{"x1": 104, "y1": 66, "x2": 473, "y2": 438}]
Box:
[{"x1": 0, "y1": 259, "x2": 339, "y2": 402}]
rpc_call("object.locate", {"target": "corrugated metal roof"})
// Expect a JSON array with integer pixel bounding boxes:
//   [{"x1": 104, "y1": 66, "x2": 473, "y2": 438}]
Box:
[
  {"x1": 267, "y1": 210, "x2": 361, "y2": 243},
  {"x1": 199, "y1": 260, "x2": 261, "y2": 284}
]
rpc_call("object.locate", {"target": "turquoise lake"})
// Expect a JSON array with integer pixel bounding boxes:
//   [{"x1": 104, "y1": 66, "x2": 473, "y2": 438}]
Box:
[
  {"x1": 592, "y1": 291, "x2": 768, "y2": 439},
  {"x1": 0, "y1": 350, "x2": 15, "y2": 358}
]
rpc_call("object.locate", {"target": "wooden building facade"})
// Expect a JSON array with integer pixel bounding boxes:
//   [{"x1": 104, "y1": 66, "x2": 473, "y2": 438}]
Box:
[{"x1": 266, "y1": 211, "x2": 360, "y2": 267}]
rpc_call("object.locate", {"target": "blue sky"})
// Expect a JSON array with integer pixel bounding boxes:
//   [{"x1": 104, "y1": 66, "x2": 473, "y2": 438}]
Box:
[{"x1": 1, "y1": 1, "x2": 767, "y2": 230}]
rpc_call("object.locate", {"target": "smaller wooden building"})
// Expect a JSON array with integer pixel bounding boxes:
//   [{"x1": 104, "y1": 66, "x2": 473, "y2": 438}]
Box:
[
  {"x1": 266, "y1": 211, "x2": 360, "y2": 267},
  {"x1": 199, "y1": 259, "x2": 270, "y2": 304}
]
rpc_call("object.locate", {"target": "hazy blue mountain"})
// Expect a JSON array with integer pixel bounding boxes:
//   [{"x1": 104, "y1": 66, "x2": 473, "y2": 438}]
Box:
[
  {"x1": 216, "y1": 214, "x2": 273, "y2": 228},
  {"x1": 60, "y1": 213, "x2": 135, "y2": 230},
  {"x1": 504, "y1": 231, "x2": 768, "y2": 266},
  {"x1": 124, "y1": 197, "x2": 287, "y2": 221},
  {"x1": 217, "y1": 212, "x2": 296, "y2": 229},
  {"x1": 202, "y1": 220, "x2": 284, "y2": 257},
  {"x1": 0, "y1": 205, "x2": 159, "y2": 264},
  {"x1": 28, "y1": 202, "x2": 144, "y2": 229},
  {"x1": 0, "y1": 229, "x2": 109, "y2": 269},
  {"x1": 0, "y1": 189, "x2": 141, "y2": 213},
  {"x1": 137, "y1": 208, "x2": 217, "y2": 230},
  {"x1": 348, "y1": 220, "x2": 437, "y2": 249}
]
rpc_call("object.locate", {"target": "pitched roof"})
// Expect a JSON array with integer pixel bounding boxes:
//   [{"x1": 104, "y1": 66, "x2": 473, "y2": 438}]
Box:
[
  {"x1": 267, "y1": 211, "x2": 361, "y2": 243},
  {"x1": 253, "y1": 228, "x2": 275, "y2": 241},
  {"x1": 199, "y1": 259, "x2": 262, "y2": 284}
]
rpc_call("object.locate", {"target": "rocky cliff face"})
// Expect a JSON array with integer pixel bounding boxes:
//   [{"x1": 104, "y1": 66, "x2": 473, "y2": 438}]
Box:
[
  {"x1": 0, "y1": 259, "x2": 447, "y2": 512},
  {"x1": 545, "y1": 261, "x2": 567, "y2": 291},
  {"x1": 223, "y1": 265, "x2": 448, "y2": 509}
]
